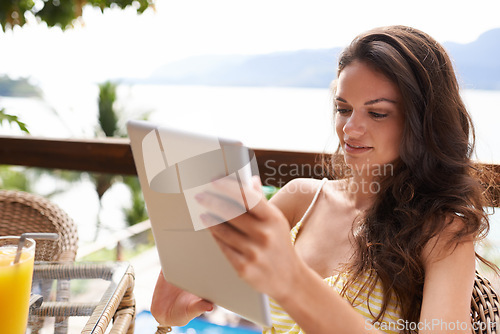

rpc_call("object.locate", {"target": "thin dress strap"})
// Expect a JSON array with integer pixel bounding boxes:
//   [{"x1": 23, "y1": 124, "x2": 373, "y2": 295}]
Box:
[{"x1": 290, "y1": 177, "x2": 328, "y2": 245}]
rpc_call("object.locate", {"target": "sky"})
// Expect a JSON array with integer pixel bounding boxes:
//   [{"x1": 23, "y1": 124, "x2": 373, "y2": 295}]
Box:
[{"x1": 1, "y1": 0, "x2": 500, "y2": 86}]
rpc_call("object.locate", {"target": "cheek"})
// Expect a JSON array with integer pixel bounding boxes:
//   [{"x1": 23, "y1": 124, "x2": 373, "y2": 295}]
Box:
[
  {"x1": 385, "y1": 125, "x2": 404, "y2": 157},
  {"x1": 335, "y1": 114, "x2": 345, "y2": 139}
]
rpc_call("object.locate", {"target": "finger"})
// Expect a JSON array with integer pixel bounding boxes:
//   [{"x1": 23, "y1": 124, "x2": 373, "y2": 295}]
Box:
[
  {"x1": 209, "y1": 176, "x2": 267, "y2": 221},
  {"x1": 241, "y1": 176, "x2": 264, "y2": 211},
  {"x1": 212, "y1": 176, "x2": 264, "y2": 212},
  {"x1": 188, "y1": 298, "x2": 214, "y2": 316},
  {"x1": 201, "y1": 204, "x2": 264, "y2": 243},
  {"x1": 252, "y1": 175, "x2": 262, "y2": 191},
  {"x1": 199, "y1": 194, "x2": 272, "y2": 244},
  {"x1": 211, "y1": 176, "x2": 243, "y2": 199},
  {"x1": 210, "y1": 228, "x2": 248, "y2": 273},
  {"x1": 205, "y1": 216, "x2": 250, "y2": 253},
  {"x1": 221, "y1": 175, "x2": 271, "y2": 221},
  {"x1": 196, "y1": 191, "x2": 247, "y2": 223}
]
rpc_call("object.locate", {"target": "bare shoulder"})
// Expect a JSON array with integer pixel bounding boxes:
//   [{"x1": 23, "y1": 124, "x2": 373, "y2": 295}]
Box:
[
  {"x1": 269, "y1": 178, "x2": 327, "y2": 228},
  {"x1": 422, "y1": 216, "x2": 476, "y2": 268},
  {"x1": 420, "y1": 217, "x2": 476, "y2": 324}
]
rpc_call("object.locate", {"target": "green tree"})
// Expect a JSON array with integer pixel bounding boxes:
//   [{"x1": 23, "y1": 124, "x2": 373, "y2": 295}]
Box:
[
  {"x1": 92, "y1": 81, "x2": 121, "y2": 240},
  {"x1": 122, "y1": 176, "x2": 148, "y2": 226},
  {"x1": 98, "y1": 81, "x2": 119, "y2": 137},
  {"x1": 93, "y1": 80, "x2": 148, "y2": 241},
  {"x1": 0, "y1": 0, "x2": 155, "y2": 31}
]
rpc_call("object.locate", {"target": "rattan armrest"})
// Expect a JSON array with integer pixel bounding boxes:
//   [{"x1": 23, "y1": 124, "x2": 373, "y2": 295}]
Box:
[
  {"x1": 30, "y1": 263, "x2": 136, "y2": 334},
  {"x1": 81, "y1": 265, "x2": 136, "y2": 334},
  {"x1": 33, "y1": 263, "x2": 115, "y2": 280},
  {"x1": 30, "y1": 302, "x2": 98, "y2": 317}
]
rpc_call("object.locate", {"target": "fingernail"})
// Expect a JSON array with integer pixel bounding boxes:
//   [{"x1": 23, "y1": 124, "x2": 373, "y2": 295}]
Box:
[{"x1": 195, "y1": 193, "x2": 205, "y2": 202}]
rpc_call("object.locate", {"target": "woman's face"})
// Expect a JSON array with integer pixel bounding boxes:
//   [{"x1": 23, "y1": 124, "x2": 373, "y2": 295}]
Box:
[{"x1": 335, "y1": 60, "x2": 404, "y2": 176}]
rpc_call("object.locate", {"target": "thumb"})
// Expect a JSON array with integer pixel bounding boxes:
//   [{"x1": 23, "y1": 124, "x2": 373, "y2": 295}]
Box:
[{"x1": 189, "y1": 299, "x2": 214, "y2": 317}]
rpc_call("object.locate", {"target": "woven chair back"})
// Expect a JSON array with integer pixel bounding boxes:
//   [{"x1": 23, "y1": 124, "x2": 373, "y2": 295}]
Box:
[
  {"x1": 0, "y1": 190, "x2": 78, "y2": 262},
  {"x1": 472, "y1": 271, "x2": 500, "y2": 334}
]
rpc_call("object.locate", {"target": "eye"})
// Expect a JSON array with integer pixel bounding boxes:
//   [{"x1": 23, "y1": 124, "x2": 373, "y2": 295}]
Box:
[
  {"x1": 369, "y1": 111, "x2": 388, "y2": 119},
  {"x1": 336, "y1": 108, "x2": 352, "y2": 115}
]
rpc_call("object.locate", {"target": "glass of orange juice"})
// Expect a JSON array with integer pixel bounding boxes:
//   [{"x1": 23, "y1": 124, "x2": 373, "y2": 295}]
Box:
[{"x1": 0, "y1": 236, "x2": 36, "y2": 334}]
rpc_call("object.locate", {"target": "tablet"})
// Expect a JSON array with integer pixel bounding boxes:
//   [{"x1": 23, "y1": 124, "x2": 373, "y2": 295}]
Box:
[{"x1": 126, "y1": 120, "x2": 271, "y2": 328}]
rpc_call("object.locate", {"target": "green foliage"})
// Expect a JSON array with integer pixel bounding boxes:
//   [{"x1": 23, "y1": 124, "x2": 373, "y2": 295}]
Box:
[
  {"x1": 97, "y1": 81, "x2": 119, "y2": 137},
  {"x1": 96, "y1": 80, "x2": 149, "y2": 227},
  {"x1": 92, "y1": 81, "x2": 122, "y2": 240},
  {"x1": 0, "y1": 166, "x2": 31, "y2": 191},
  {"x1": 0, "y1": 108, "x2": 29, "y2": 133},
  {"x1": 0, "y1": 0, "x2": 155, "y2": 31},
  {"x1": 122, "y1": 176, "x2": 148, "y2": 226},
  {"x1": 92, "y1": 80, "x2": 122, "y2": 204},
  {"x1": 93, "y1": 80, "x2": 148, "y2": 233}
]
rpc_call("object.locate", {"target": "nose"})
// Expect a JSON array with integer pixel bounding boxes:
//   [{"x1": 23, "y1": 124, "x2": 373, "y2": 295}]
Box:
[{"x1": 342, "y1": 110, "x2": 366, "y2": 137}]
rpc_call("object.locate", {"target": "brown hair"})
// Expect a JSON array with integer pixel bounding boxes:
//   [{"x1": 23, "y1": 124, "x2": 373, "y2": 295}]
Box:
[{"x1": 329, "y1": 25, "x2": 494, "y2": 332}]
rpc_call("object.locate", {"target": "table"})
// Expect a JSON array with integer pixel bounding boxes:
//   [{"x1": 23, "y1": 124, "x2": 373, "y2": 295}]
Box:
[{"x1": 28, "y1": 262, "x2": 135, "y2": 334}]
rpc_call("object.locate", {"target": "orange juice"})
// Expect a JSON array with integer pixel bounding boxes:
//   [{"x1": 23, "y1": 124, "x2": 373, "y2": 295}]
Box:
[{"x1": 0, "y1": 237, "x2": 35, "y2": 334}]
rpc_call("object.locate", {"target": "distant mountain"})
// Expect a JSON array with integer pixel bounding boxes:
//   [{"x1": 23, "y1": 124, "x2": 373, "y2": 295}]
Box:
[
  {"x1": 443, "y1": 29, "x2": 500, "y2": 90},
  {"x1": 133, "y1": 48, "x2": 342, "y2": 88},
  {"x1": 131, "y1": 28, "x2": 500, "y2": 90},
  {"x1": 0, "y1": 76, "x2": 41, "y2": 97}
]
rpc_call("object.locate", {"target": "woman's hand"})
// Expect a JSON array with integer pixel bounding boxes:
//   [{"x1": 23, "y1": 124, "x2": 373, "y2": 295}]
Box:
[
  {"x1": 150, "y1": 270, "x2": 214, "y2": 327},
  {"x1": 196, "y1": 176, "x2": 304, "y2": 301}
]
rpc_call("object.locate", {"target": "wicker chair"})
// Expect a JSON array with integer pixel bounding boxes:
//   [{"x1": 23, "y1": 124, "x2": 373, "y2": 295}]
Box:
[
  {"x1": 0, "y1": 190, "x2": 78, "y2": 262},
  {"x1": 0, "y1": 189, "x2": 79, "y2": 334},
  {"x1": 472, "y1": 271, "x2": 500, "y2": 334}
]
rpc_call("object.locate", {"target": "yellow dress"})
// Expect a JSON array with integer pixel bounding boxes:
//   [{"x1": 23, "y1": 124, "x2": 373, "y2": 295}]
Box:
[{"x1": 263, "y1": 178, "x2": 402, "y2": 334}]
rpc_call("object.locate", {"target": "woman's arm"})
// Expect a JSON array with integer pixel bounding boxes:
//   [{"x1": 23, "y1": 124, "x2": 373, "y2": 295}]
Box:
[
  {"x1": 198, "y1": 176, "x2": 385, "y2": 333},
  {"x1": 418, "y1": 221, "x2": 476, "y2": 334}
]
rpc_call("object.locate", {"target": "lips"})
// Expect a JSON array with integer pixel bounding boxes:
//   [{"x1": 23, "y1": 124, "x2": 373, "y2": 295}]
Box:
[
  {"x1": 346, "y1": 142, "x2": 369, "y2": 149},
  {"x1": 344, "y1": 140, "x2": 373, "y2": 153}
]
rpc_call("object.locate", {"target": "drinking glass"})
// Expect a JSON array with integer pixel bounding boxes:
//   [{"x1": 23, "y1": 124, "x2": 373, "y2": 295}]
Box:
[{"x1": 0, "y1": 236, "x2": 36, "y2": 334}]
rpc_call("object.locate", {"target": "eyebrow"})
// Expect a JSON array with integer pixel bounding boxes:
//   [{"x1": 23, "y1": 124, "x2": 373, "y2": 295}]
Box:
[{"x1": 335, "y1": 96, "x2": 398, "y2": 105}]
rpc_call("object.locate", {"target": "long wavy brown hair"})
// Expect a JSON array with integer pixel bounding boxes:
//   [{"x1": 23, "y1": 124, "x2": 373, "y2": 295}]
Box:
[{"x1": 326, "y1": 25, "x2": 495, "y2": 332}]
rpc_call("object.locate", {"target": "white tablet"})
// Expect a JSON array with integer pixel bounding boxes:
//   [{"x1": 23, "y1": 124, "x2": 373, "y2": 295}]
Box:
[{"x1": 126, "y1": 120, "x2": 271, "y2": 328}]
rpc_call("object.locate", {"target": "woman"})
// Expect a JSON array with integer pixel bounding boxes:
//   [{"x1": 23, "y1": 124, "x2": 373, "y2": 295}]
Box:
[{"x1": 151, "y1": 25, "x2": 495, "y2": 334}]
